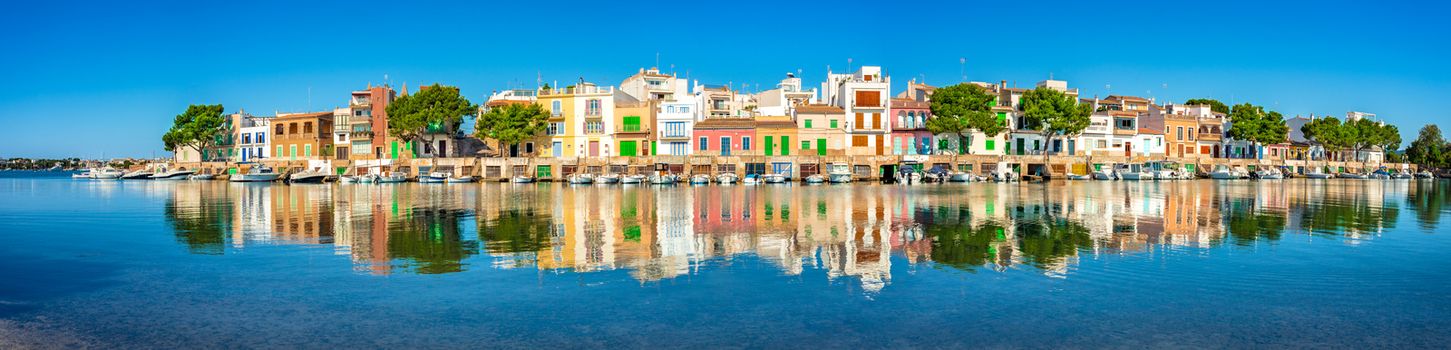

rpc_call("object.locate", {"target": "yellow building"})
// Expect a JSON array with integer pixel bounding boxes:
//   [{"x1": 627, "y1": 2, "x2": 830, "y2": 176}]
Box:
[{"x1": 536, "y1": 83, "x2": 615, "y2": 158}]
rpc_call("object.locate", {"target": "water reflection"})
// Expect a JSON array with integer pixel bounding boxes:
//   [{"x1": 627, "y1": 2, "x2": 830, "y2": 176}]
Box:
[{"x1": 163, "y1": 180, "x2": 1449, "y2": 290}]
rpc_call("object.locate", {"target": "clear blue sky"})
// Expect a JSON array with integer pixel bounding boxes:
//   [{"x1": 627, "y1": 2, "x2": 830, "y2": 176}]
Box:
[{"x1": 2, "y1": 0, "x2": 1447, "y2": 158}]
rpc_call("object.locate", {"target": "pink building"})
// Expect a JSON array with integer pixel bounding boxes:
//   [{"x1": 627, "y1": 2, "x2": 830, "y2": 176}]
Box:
[
  {"x1": 890, "y1": 98, "x2": 933, "y2": 155},
  {"x1": 691, "y1": 118, "x2": 757, "y2": 156}
]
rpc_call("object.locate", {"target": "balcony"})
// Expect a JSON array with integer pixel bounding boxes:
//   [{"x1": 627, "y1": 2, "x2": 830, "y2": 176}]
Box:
[{"x1": 617, "y1": 125, "x2": 648, "y2": 134}]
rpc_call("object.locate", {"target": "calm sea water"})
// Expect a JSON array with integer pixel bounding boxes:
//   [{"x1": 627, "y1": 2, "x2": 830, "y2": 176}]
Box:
[{"x1": 2, "y1": 171, "x2": 1450, "y2": 348}]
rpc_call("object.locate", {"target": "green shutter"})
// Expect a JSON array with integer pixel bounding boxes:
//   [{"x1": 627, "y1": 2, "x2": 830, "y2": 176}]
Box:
[
  {"x1": 830, "y1": 120, "x2": 838, "y2": 128},
  {"x1": 765, "y1": 136, "x2": 774, "y2": 156},
  {"x1": 817, "y1": 138, "x2": 826, "y2": 156},
  {"x1": 805, "y1": 120, "x2": 812, "y2": 129},
  {"x1": 390, "y1": 141, "x2": 399, "y2": 159},
  {"x1": 623, "y1": 116, "x2": 641, "y2": 132},
  {"x1": 781, "y1": 136, "x2": 789, "y2": 156},
  {"x1": 986, "y1": 140, "x2": 995, "y2": 151},
  {"x1": 620, "y1": 141, "x2": 637, "y2": 157}
]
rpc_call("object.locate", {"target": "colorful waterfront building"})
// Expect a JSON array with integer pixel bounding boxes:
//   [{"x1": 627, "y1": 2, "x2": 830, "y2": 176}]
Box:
[
  {"x1": 792, "y1": 104, "x2": 847, "y2": 156},
  {"x1": 1144, "y1": 103, "x2": 1208, "y2": 159},
  {"x1": 271, "y1": 111, "x2": 334, "y2": 161},
  {"x1": 481, "y1": 89, "x2": 542, "y2": 157},
  {"x1": 756, "y1": 73, "x2": 816, "y2": 116},
  {"x1": 347, "y1": 85, "x2": 397, "y2": 160},
  {"x1": 692, "y1": 118, "x2": 756, "y2": 156},
  {"x1": 655, "y1": 99, "x2": 696, "y2": 156},
  {"x1": 234, "y1": 111, "x2": 271, "y2": 163},
  {"x1": 1005, "y1": 80, "x2": 1081, "y2": 156},
  {"x1": 537, "y1": 82, "x2": 616, "y2": 157},
  {"x1": 613, "y1": 98, "x2": 655, "y2": 157},
  {"x1": 889, "y1": 98, "x2": 932, "y2": 155},
  {"x1": 823, "y1": 66, "x2": 891, "y2": 156},
  {"x1": 753, "y1": 116, "x2": 799, "y2": 156}
]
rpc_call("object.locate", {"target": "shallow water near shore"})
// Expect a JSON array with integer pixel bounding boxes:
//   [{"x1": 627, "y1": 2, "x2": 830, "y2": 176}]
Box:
[{"x1": 2, "y1": 172, "x2": 1451, "y2": 348}]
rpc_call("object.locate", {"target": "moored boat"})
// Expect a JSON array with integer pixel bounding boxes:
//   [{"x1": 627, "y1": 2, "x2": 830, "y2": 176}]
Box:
[
  {"x1": 762, "y1": 173, "x2": 787, "y2": 184},
  {"x1": 804, "y1": 174, "x2": 826, "y2": 184},
  {"x1": 418, "y1": 172, "x2": 449, "y2": 183},
  {"x1": 289, "y1": 170, "x2": 332, "y2": 183},
  {"x1": 446, "y1": 175, "x2": 477, "y2": 183},
  {"x1": 689, "y1": 174, "x2": 711, "y2": 185},
  {"x1": 511, "y1": 175, "x2": 536, "y2": 183},
  {"x1": 742, "y1": 173, "x2": 761, "y2": 185},
  {"x1": 230, "y1": 167, "x2": 282, "y2": 182},
  {"x1": 596, "y1": 173, "x2": 621, "y2": 184},
  {"x1": 379, "y1": 172, "x2": 409, "y2": 183},
  {"x1": 649, "y1": 173, "x2": 678, "y2": 185},
  {"x1": 1414, "y1": 170, "x2": 1433, "y2": 179},
  {"x1": 948, "y1": 172, "x2": 975, "y2": 182},
  {"x1": 121, "y1": 170, "x2": 154, "y2": 180},
  {"x1": 1254, "y1": 167, "x2": 1284, "y2": 180},
  {"x1": 1117, "y1": 164, "x2": 1153, "y2": 181},
  {"x1": 566, "y1": 173, "x2": 594, "y2": 185},
  {"x1": 715, "y1": 173, "x2": 739, "y2": 184},
  {"x1": 827, "y1": 163, "x2": 853, "y2": 183},
  {"x1": 151, "y1": 169, "x2": 196, "y2": 180},
  {"x1": 1209, "y1": 165, "x2": 1239, "y2": 180},
  {"x1": 72, "y1": 169, "x2": 94, "y2": 179},
  {"x1": 1338, "y1": 172, "x2": 1369, "y2": 179},
  {"x1": 621, "y1": 174, "x2": 645, "y2": 184},
  {"x1": 188, "y1": 173, "x2": 216, "y2": 181}
]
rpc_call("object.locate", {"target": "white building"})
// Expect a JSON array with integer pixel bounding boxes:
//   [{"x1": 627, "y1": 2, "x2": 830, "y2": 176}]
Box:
[
  {"x1": 822, "y1": 66, "x2": 891, "y2": 156},
  {"x1": 755, "y1": 73, "x2": 816, "y2": 116},
  {"x1": 234, "y1": 111, "x2": 271, "y2": 163},
  {"x1": 619, "y1": 67, "x2": 688, "y2": 102},
  {"x1": 656, "y1": 100, "x2": 696, "y2": 155}
]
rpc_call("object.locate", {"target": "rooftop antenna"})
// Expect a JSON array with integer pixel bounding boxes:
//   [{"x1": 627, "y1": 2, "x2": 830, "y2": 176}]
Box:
[
  {"x1": 655, "y1": 52, "x2": 660, "y2": 69},
  {"x1": 847, "y1": 58, "x2": 853, "y2": 73},
  {"x1": 307, "y1": 86, "x2": 312, "y2": 111}
]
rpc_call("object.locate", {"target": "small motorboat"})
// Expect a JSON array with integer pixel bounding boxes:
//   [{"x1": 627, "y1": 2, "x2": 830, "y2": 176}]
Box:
[
  {"x1": 567, "y1": 173, "x2": 594, "y2": 185},
  {"x1": 1305, "y1": 171, "x2": 1334, "y2": 179},
  {"x1": 621, "y1": 174, "x2": 645, "y2": 184},
  {"x1": 338, "y1": 175, "x2": 358, "y2": 183},
  {"x1": 763, "y1": 173, "x2": 787, "y2": 184},
  {"x1": 992, "y1": 170, "x2": 1019, "y2": 182},
  {"x1": 715, "y1": 173, "x2": 739, "y2": 184},
  {"x1": 649, "y1": 174, "x2": 679, "y2": 185},
  {"x1": 93, "y1": 168, "x2": 125, "y2": 179},
  {"x1": 121, "y1": 170, "x2": 154, "y2": 180},
  {"x1": 511, "y1": 175, "x2": 536, "y2": 184},
  {"x1": 742, "y1": 174, "x2": 761, "y2": 185},
  {"x1": 72, "y1": 170, "x2": 94, "y2": 179},
  {"x1": 151, "y1": 169, "x2": 195, "y2": 180},
  {"x1": 689, "y1": 174, "x2": 711, "y2": 185},
  {"x1": 596, "y1": 174, "x2": 621, "y2": 184},
  {"x1": 947, "y1": 172, "x2": 975, "y2": 182},
  {"x1": 804, "y1": 174, "x2": 826, "y2": 184},
  {"x1": 1391, "y1": 170, "x2": 1414, "y2": 179},
  {"x1": 1338, "y1": 172, "x2": 1369, "y2": 179},
  {"x1": 417, "y1": 172, "x2": 449, "y2": 183},
  {"x1": 1091, "y1": 167, "x2": 1117, "y2": 180},
  {"x1": 356, "y1": 173, "x2": 379, "y2": 183},
  {"x1": 1209, "y1": 165, "x2": 1240, "y2": 180},
  {"x1": 1066, "y1": 173, "x2": 1092, "y2": 180},
  {"x1": 827, "y1": 163, "x2": 853, "y2": 183},
  {"x1": 1415, "y1": 170, "x2": 1434, "y2": 179},
  {"x1": 379, "y1": 172, "x2": 410, "y2": 183},
  {"x1": 1254, "y1": 167, "x2": 1284, "y2": 180},
  {"x1": 230, "y1": 167, "x2": 282, "y2": 182},
  {"x1": 446, "y1": 175, "x2": 477, "y2": 183},
  {"x1": 289, "y1": 170, "x2": 332, "y2": 183},
  {"x1": 188, "y1": 173, "x2": 216, "y2": 181},
  {"x1": 1117, "y1": 164, "x2": 1153, "y2": 181},
  {"x1": 1369, "y1": 169, "x2": 1393, "y2": 180}
]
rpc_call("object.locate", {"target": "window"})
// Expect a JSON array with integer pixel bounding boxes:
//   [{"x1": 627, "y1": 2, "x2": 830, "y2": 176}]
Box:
[
  {"x1": 586, "y1": 99, "x2": 601, "y2": 116},
  {"x1": 664, "y1": 122, "x2": 686, "y2": 137},
  {"x1": 256, "y1": 132, "x2": 265, "y2": 144},
  {"x1": 525, "y1": 142, "x2": 534, "y2": 154},
  {"x1": 742, "y1": 137, "x2": 751, "y2": 151},
  {"x1": 551, "y1": 101, "x2": 562, "y2": 116},
  {"x1": 288, "y1": 123, "x2": 298, "y2": 134},
  {"x1": 622, "y1": 116, "x2": 641, "y2": 132},
  {"x1": 699, "y1": 137, "x2": 708, "y2": 150},
  {"x1": 275, "y1": 124, "x2": 285, "y2": 135},
  {"x1": 1177, "y1": 127, "x2": 1184, "y2": 141},
  {"x1": 1098, "y1": 140, "x2": 1108, "y2": 148},
  {"x1": 802, "y1": 140, "x2": 811, "y2": 149},
  {"x1": 276, "y1": 146, "x2": 283, "y2": 157},
  {"x1": 303, "y1": 122, "x2": 313, "y2": 134},
  {"x1": 830, "y1": 119, "x2": 838, "y2": 129},
  {"x1": 1189, "y1": 129, "x2": 1195, "y2": 141},
  {"x1": 547, "y1": 122, "x2": 563, "y2": 135},
  {"x1": 855, "y1": 113, "x2": 864, "y2": 128},
  {"x1": 804, "y1": 119, "x2": 812, "y2": 129},
  {"x1": 854, "y1": 90, "x2": 881, "y2": 107},
  {"x1": 304, "y1": 144, "x2": 311, "y2": 157},
  {"x1": 852, "y1": 135, "x2": 868, "y2": 147},
  {"x1": 584, "y1": 121, "x2": 603, "y2": 134},
  {"x1": 242, "y1": 133, "x2": 251, "y2": 144}
]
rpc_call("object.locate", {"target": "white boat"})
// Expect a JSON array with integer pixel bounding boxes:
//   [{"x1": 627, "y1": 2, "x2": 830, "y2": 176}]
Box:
[
  {"x1": 289, "y1": 170, "x2": 332, "y2": 183},
  {"x1": 230, "y1": 167, "x2": 282, "y2": 182},
  {"x1": 91, "y1": 167, "x2": 124, "y2": 179},
  {"x1": 1066, "y1": 173, "x2": 1092, "y2": 180},
  {"x1": 1392, "y1": 170, "x2": 1414, "y2": 179},
  {"x1": 948, "y1": 172, "x2": 975, "y2": 182},
  {"x1": 596, "y1": 174, "x2": 621, "y2": 184},
  {"x1": 649, "y1": 174, "x2": 678, "y2": 185},
  {"x1": 379, "y1": 172, "x2": 409, "y2": 183},
  {"x1": 1254, "y1": 167, "x2": 1284, "y2": 180},
  {"x1": 804, "y1": 174, "x2": 826, "y2": 184},
  {"x1": 742, "y1": 174, "x2": 761, "y2": 185},
  {"x1": 338, "y1": 175, "x2": 358, "y2": 183},
  {"x1": 992, "y1": 164, "x2": 1019, "y2": 182},
  {"x1": 446, "y1": 176, "x2": 477, "y2": 183},
  {"x1": 1338, "y1": 172, "x2": 1369, "y2": 179},
  {"x1": 762, "y1": 173, "x2": 787, "y2": 184},
  {"x1": 356, "y1": 173, "x2": 379, "y2": 183},
  {"x1": 1091, "y1": 167, "x2": 1117, "y2": 180},
  {"x1": 715, "y1": 173, "x2": 739, "y2": 184},
  {"x1": 1209, "y1": 165, "x2": 1240, "y2": 180},
  {"x1": 827, "y1": 163, "x2": 853, "y2": 183},
  {"x1": 72, "y1": 170, "x2": 93, "y2": 179},
  {"x1": 418, "y1": 172, "x2": 448, "y2": 183},
  {"x1": 151, "y1": 169, "x2": 195, "y2": 180},
  {"x1": 121, "y1": 170, "x2": 154, "y2": 179},
  {"x1": 567, "y1": 173, "x2": 594, "y2": 185},
  {"x1": 689, "y1": 174, "x2": 711, "y2": 185},
  {"x1": 511, "y1": 175, "x2": 536, "y2": 183},
  {"x1": 1415, "y1": 171, "x2": 1434, "y2": 179},
  {"x1": 622, "y1": 175, "x2": 645, "y2": 184},
  {"x1": 188, "y1": 173, "x2": 216, "y2": 181},
  {"x1": 1116, "y1": 164, "x2": 1153, "y2": 181}
]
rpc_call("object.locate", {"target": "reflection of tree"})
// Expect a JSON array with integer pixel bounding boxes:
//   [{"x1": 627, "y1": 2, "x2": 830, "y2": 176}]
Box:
[
  {"x1": 480, "y1": 208, "x2": 554, "y2": 254},
  {"x1": 388, "y1": 209, "x2": 478, "y2": 274},
  {"x1": 1298, "y1": 197, "x2": 1399, "y2": 237},
  {"x1": 1226, "y1": 209, "x2": 1286, "y2": 246},
  {"x1": 1015, "y1": 218, "x2": 1092, "y2": 269},
  {"x1": 1408, "y1": 181, "x2": 1449, "y2": 230},
  {"x1": 164, "y1": 194, "x2": 233, "y2": 255},
  {"x1": 925, "y1": 220, "x2": 1005, "y2": 272}
]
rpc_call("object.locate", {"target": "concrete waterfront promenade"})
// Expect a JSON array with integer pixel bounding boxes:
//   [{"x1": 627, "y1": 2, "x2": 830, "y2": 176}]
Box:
[{"x1": 173, "y1": 154, "x2": 1415, "y2": 182}]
